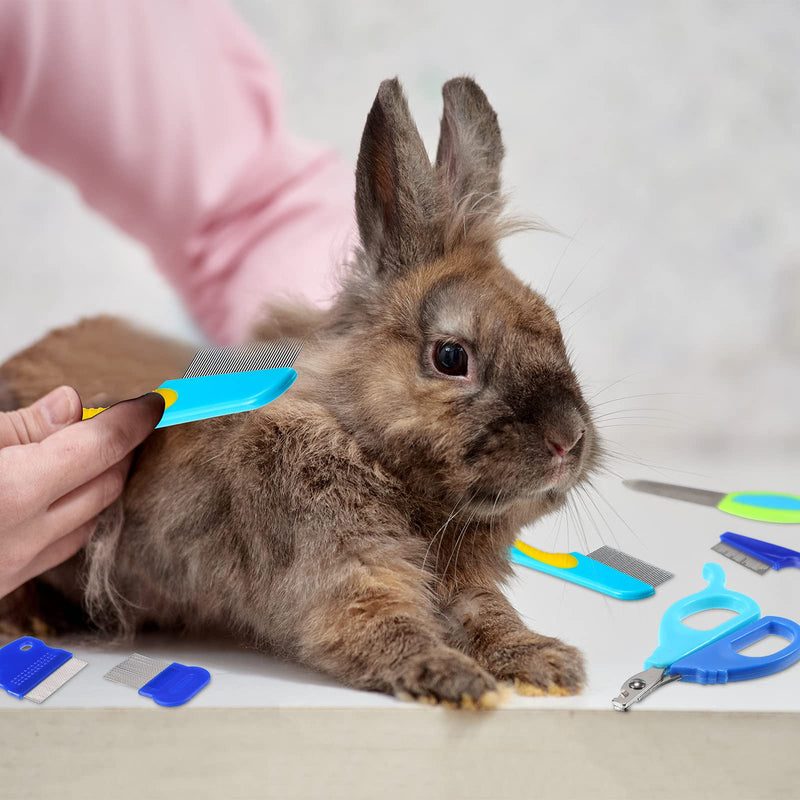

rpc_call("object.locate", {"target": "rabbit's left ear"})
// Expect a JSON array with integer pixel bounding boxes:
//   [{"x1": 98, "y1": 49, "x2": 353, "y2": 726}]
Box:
[
  {"x1": 436, "y1": 78, "x2": 505, "y2": 215},
  {"x1": 356, "y1": 78, "x2": 444, "y2": 274}
]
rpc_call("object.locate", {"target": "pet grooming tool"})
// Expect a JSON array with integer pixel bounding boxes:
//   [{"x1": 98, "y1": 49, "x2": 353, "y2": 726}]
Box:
[
  {"x1": 612, "y1": 562, "x2": 800, "y2": 711},
  {"x1": 82, "y1": 339, "x2": 302, "y2": 428},
  {"x1": 623, "y1": 479, "x2": 800, "y2": 524},
  {"x1": 510, "y1": 540, "x2": 673, "y2": 600},
  {"x1": 712, "y1": 532, "x2": 800, "y2": 575},
  {"x1": 104, "y1": 653, "x2": 210, "y2": 706},
  {"x1": 0, "y1": 637, "x2": 87, "y2": 703}
]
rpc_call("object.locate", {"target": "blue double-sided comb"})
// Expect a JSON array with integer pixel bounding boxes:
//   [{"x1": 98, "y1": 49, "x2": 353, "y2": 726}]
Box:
[{"x1": 612, "y1": 563, "x2": 800, "y2": 710}]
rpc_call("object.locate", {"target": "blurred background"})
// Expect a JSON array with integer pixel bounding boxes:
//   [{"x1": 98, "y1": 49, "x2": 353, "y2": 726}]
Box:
[{"x1": 1, "y1": 0, "x2": 798, "y2": 464}]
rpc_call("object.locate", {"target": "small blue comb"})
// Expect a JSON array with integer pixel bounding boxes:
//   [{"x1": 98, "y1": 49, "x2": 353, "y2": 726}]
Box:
[
  {"x1": 0, "y1": 637, "x2": 87, "y2": 703},
  {"x1": 103, "y1": 653, "x2": 210, "y2": 707},
  {"x1": 713, "y1": 532, "x2": 800, "y2": 575}
]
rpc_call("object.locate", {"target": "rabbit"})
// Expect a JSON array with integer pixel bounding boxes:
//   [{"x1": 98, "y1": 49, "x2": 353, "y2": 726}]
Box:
[{"x1": 0, "y1": 77, "x2": 598, "y2": 707}]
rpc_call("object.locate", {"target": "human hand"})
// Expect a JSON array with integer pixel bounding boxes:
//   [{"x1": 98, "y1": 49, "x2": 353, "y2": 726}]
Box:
[{"x1": 0, "y1": 386, "x2": 164, "y2": 599}]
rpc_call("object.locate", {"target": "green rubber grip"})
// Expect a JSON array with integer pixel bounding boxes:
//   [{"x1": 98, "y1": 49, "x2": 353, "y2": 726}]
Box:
[{"x1": 717, "y1": 492, "x2": 800, "y2": 524}]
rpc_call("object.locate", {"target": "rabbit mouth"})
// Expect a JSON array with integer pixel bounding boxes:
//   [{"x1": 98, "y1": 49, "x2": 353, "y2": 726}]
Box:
[
  {"x1": 466, "y1": 486, "x2": 517, "y2": 514},
  {"x1": 541, "y1": 459, "x2": 576, "y2": 491},
  {"x1": 467, "y1": 468, "x2": 579, "y2": 514}
]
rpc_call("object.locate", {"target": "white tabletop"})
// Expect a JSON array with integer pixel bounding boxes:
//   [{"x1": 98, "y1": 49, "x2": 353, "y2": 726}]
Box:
[{"x1": 2, "y1": 454, "x2": 798, "y2": 714}]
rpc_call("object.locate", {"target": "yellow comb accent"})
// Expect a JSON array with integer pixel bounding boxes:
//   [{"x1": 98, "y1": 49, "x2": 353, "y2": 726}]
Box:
[
  {"x1": 153, "y1": 387, "x2": 178, "y2": 409},
  {"x1": 81, "y1": 406, "x2": 108, "y2": 420},
  {"x1": 514, "y1": 540, "x2": 579, "y2": 569}
]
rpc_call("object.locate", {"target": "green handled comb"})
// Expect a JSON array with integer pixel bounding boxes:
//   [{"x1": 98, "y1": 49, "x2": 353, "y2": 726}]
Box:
[{"x1": 624, "y1": 480, "x2": 800, "y2": 524}]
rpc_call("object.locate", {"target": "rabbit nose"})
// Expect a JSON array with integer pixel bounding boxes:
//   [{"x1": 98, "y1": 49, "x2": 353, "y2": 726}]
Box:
[{"x1": 545, "y1": 429, "x2": 584, "y2": 458}]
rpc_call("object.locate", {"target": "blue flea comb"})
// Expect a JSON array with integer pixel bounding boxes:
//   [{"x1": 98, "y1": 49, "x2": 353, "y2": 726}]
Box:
[
  {"x1": 104, "y1": 653, "x2": 210, "y2": 707},
  {"x1": 81, "y1": 339, "x2": 302, "y2": 428},
  {"x1": 0, "y1": 637, "x2": 87, "y2": 703},
  {"x1": 712, "y1": 532, "x2": 800, "y2": 575},
  {"x1": 612, "y1": 563, "x2": 800, "y2": 710}
]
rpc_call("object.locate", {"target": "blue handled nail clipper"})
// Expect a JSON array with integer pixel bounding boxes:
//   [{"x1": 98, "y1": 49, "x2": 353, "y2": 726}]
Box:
[{"x1": 612, "y1": 562, "x2": 800, "y2": 710}]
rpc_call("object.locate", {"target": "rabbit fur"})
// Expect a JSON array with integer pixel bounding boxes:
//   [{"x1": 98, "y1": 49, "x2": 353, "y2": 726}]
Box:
[{"x1": 0, "y1": 77, "x2": 599, "y2": 707}]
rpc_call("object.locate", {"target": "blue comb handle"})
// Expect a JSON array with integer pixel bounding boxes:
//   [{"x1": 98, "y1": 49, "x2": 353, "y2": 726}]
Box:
[
  {"x1": 645, "y1": 562, "x2": 761, "y2": 669},
  {"x1": 139, "y1": 662, "x2": 211, "y2": 706},
  {"x1": 509, "y1": 546, "x2": 655, "y2": 600},
  {"x1": 155, "y1": 367, "x2": 297, "y2": 428},
  {"x1": 720, "y1": 532, "x2": 800, "y2": 571},
  {"x1": 0, "y1": 637, "x2": 72, "y2": 699},
  {"x1": 668, "y1": 616, "x2": 800, "y2": 684}
]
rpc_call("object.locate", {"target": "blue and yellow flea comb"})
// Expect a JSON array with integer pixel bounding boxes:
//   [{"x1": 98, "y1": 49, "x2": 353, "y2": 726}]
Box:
[
  {"x1": 81, "y1": 340, "x2": 302, "y2": 428},
  {"x1": 612, "y1": 563, "x2": 800, "y2": 710},
  {"x1": 510, "y1": 540, "x2": 673, "y2": 600}
]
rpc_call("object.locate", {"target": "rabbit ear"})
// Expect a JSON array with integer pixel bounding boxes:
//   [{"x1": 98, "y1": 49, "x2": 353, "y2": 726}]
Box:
[
  {"x1": 355, "y1": 78, "x2": 444, "y2": 272},
  {"x1": 436, "y1": 78, "x2": 505, "y2": 215}
]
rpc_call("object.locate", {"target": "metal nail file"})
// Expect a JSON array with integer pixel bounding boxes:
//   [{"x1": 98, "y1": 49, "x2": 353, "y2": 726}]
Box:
[
  {"x1": 623, "y1": 479, "x2": 800, "y2": 524},
  {"x1": 0, "y1": 637, "x2": 87, "y2": 703}
]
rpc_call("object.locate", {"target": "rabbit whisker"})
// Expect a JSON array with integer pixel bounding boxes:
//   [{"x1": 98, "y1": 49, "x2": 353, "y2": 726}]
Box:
[
  {"x1": 543, "y1": 218, "x2": 587, "y2": 299},
  {"x1": 422, "y1": 483, "x2": 476, "y2": 577},
  {"x1": 441, "y1": 495, "x2": 480, "y2": 588}
]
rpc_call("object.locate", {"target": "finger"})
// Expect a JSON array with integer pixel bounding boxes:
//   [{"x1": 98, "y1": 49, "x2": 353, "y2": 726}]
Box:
[
  {"x1": 42, "y1": 453, "x2": 132, "y2": 546},
  {"x1": 28, "y1": 392, "x2": 164, "y2": 503},
  {"x1": 16, "y1": 520, "x2": 95, "y2": 590},
  {"x1": 0, "y1": 385, "x2": 82, "y2": 447}
]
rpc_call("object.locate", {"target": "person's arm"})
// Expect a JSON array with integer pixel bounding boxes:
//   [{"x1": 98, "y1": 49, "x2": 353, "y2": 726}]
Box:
[
  {"x1": 0, "y1": 387, "x2": 164, "y2": 599},
  {"x1": 0, "y1": 0, "x2": 355, "y2": 344}
]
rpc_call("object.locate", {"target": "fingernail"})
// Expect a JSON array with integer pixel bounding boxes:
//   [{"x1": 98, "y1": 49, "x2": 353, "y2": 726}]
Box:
[
  {"x1": 132, "y1": 392, "x2": 166, "y2": 417},
  {"x1": 42, "y1": 386, "x2": 79, "y2": 426}
]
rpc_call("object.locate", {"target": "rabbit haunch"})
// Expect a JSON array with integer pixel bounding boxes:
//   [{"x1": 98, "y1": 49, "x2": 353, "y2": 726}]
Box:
[{"x1": 0, "y1": 77, "x2": 597, "y2": 706}]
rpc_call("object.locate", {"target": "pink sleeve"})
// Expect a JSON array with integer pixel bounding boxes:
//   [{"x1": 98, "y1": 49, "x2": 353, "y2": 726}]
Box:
[{"x1": 0, "y1": 0, "x2": 356, "y2": 344}]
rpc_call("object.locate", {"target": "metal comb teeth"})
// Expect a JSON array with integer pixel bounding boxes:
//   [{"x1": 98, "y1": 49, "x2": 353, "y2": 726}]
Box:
[
  {"x1": 711, "y1": 541, "x2": 771, "y2": 575},
  {"x1": 586, "y1": 545, "x2": 674, "y2": 587},
  {"x1": 103, "y1": 653, "x2": 170, "y2": 689},
  {"x1": 182, "y1": 339, "x2": 303, "y2": 379},
  {"x1": 24, "y1": 657, "x2": 88, "y2": 704}
]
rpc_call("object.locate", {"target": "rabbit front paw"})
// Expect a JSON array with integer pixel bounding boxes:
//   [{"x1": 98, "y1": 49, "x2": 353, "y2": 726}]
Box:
[
  {"x1": 487, "y1": 636, "x2": 585, "y2": 696},
  {"x1": 394, "y1": 648, "x2": 502, "y2": 709}
]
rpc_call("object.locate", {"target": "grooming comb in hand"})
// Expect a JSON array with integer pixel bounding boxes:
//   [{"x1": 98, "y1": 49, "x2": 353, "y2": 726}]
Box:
[
  {"x1": 624, "y1": 479, "x2": 800, "y2": 524},
  {"x1": 81, "y1": 339, "x2": 302, "y2": 428}
]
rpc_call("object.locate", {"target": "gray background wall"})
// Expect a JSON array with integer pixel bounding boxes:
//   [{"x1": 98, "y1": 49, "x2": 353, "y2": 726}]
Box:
[{"x1": 1, "y1": 1, "x2": 798, "y2": 461}]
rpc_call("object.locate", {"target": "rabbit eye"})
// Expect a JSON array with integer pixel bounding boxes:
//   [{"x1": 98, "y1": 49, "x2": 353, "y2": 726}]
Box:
[{"x1": 433, "y1": 342, "x2": 468, "y2": 376}]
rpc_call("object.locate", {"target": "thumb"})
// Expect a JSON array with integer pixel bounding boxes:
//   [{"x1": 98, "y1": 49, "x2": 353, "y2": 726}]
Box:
[{"x1": 0, "y1": 385, "x2": 83, "y2": 447}]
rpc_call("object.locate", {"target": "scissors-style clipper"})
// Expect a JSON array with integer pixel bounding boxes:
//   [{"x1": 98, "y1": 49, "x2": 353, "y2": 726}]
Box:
[{"x1": 613, "y1": 563, "x2": 800, "y2": 710}]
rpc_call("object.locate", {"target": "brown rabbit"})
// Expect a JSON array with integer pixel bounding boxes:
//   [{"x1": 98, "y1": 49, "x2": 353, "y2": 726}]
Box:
[{"x1": 0, "y1": 77, "x2": 597, "y2": 706}]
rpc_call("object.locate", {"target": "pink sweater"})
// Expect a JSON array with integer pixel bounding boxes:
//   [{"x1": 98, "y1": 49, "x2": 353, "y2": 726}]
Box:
[{"x1": 0, "y1": 0, "x2": 356, "y2": 344}]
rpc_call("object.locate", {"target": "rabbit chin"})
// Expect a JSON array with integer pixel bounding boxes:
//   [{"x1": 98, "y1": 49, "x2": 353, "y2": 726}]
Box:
[{"x1": 464, "y1": 474, "x2": 580, "y2": 519}]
